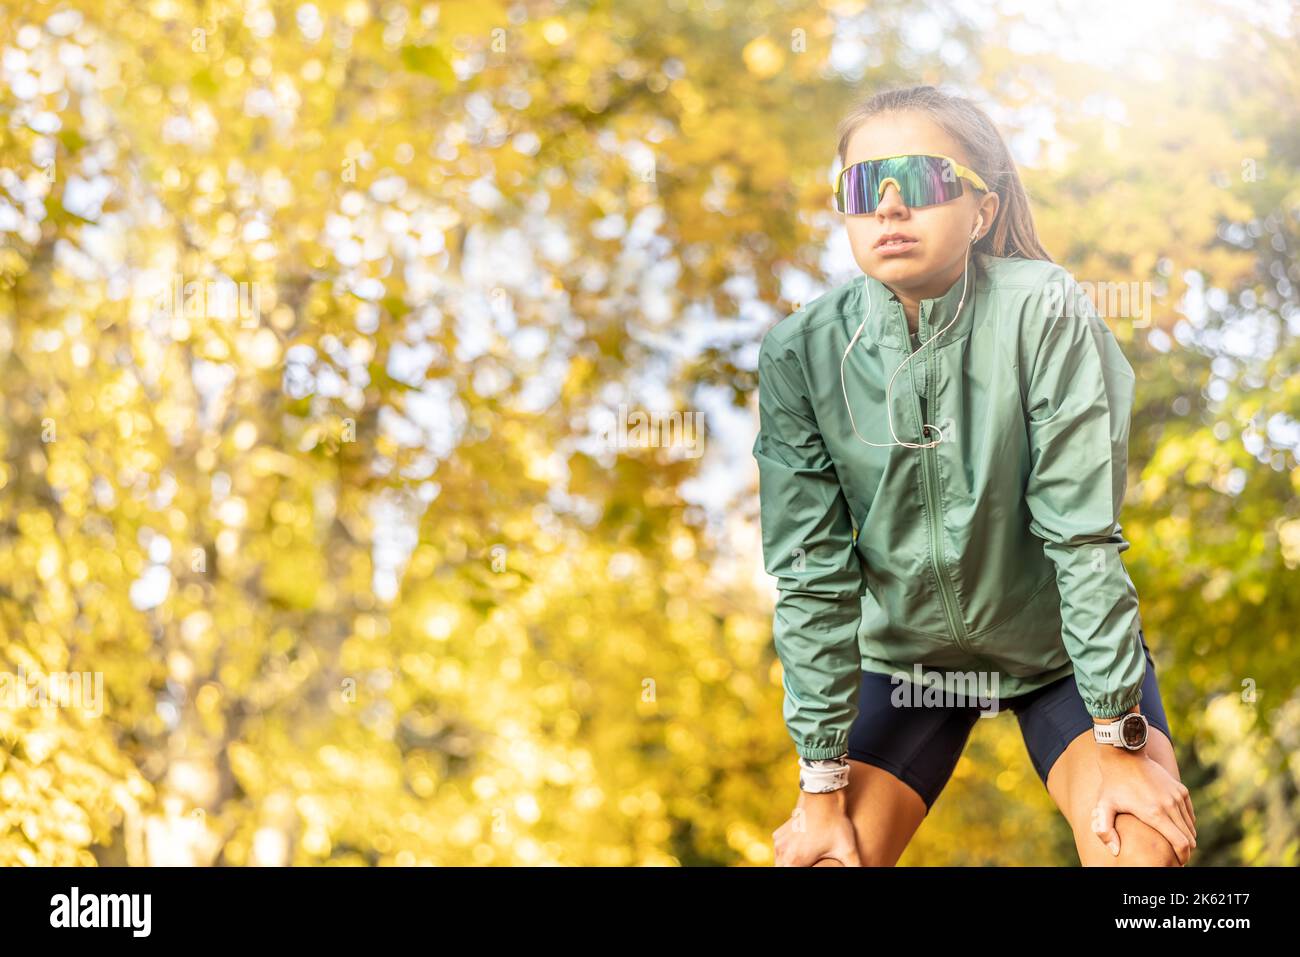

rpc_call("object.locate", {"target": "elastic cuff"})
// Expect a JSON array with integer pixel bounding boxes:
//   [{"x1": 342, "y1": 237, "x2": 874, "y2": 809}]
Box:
[
  {"x1": 796, "y1": 743, "x2": 848, "y2": 760},
  {"x1": 1085, "y1": 685, "x2": 1144, "y2": 720}
]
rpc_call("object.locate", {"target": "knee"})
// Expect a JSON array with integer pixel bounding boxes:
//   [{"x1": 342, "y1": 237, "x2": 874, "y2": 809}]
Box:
[{"x1": 1111, "y1": 814, "x2": 1186, "y2": 867}]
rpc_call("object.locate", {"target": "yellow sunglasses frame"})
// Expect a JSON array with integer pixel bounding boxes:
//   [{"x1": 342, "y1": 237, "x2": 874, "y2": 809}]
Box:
[{"x1": 834, "y1": 152, "x2": 989, "y2": 211}]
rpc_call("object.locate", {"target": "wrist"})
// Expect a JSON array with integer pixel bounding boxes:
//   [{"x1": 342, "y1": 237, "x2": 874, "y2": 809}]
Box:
[
  {"x1": 801, "y1": 787, "x2": 849, "y2": 811},
  {"x1": 1096, "y1": 753, "x2": 1145, "y2": 778},
  {"x1": 1096, "y1": 740, "x2": 1147, "y2": 764},
  {"x1": 798, "y1": 754, "x2": 850, "y2": 793},
  {"x1": 1092, "y1": 708, "x2": 1149, "y2": 752}
]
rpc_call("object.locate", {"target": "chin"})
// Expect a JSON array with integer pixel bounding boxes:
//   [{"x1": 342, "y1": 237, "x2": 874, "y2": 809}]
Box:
[{"x1": 863, "y1": 255, "x2": 928, "y2": 283}]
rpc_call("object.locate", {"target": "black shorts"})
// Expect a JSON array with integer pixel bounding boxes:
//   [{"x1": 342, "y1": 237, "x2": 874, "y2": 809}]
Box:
[{"x1": 844, "y1": 628, "x2": 1174, "y2": 814}]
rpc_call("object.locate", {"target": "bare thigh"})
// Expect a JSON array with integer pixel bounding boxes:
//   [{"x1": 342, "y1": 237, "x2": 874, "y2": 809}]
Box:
[
  {"x1": 1046, "y1": 726, "x2": 1186, "y2": 866},
  {"x1": 816, "y1": 758, "x2": 927, "y2": 866}
]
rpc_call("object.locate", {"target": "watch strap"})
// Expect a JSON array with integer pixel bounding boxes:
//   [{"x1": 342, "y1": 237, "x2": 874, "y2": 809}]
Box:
[{"x1": 1093, "y1": 721, "x2": 1120, "y2": 745}]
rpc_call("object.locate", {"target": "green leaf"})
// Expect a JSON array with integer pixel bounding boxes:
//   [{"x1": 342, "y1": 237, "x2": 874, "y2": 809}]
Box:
[{"x1": 400, "y1": 44, "x2": 455, "y2": 90}]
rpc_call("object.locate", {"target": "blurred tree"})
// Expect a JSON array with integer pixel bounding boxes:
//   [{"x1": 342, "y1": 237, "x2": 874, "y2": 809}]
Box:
[{"x1": 0, "y1": 0, "x2": 1295, "y2": 867}]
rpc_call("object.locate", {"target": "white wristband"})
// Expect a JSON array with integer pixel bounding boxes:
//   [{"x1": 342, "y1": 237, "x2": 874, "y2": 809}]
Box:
[{"x1": 798, "y1": 755, "x2": 850, "y2": 792}]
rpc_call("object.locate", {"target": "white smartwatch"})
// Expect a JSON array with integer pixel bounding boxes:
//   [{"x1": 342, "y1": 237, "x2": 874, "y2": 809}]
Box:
[{"x1": 1093, "y1": 712, "x2": 1149, "y2": 751}]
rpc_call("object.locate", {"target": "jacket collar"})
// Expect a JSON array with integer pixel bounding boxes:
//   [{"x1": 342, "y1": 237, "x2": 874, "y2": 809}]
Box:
[{"x1": 859, "y1": 254, "x2": 984, "y2": 351}]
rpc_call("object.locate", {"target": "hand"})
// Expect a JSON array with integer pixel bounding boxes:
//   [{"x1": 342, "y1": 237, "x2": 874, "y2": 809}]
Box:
[
  {"x1": 773, "y1": 788, "x2": 862, "y2": 867},
  {"x1": 1091, "y1": 748, "x2": 1197, "y2": 864}
]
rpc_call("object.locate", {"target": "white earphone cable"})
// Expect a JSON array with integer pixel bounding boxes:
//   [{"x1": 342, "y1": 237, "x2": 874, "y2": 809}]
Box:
[{"x1": 840, "y1": 223, "x2": 980, "y2": 450}]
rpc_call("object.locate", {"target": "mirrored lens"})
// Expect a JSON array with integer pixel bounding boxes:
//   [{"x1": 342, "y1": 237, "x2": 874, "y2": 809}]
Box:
[{"x1": 837, "y1": 155, "x2": 964, "y2": 214}]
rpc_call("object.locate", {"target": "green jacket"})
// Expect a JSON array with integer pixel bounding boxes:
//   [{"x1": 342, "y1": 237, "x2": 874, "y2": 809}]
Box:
[{"x1": 752, "y1": 253, "x2": 1146, "y2": 760}]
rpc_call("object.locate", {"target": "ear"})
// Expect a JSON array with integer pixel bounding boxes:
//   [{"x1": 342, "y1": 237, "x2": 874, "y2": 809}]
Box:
[{"x1": 976, "y1": 191, "x2": 1001, "y2": 235}]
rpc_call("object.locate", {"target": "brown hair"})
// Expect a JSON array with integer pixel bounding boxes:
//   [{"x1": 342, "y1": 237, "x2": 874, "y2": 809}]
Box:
[{"x1": 836, "y1": 85, "x2": 1053, "y2": 262}]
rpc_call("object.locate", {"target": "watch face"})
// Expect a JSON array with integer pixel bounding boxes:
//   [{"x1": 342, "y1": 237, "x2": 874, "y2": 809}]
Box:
[{"x1": 1121, "y1": 714, "x2": 1148, "y2": 748}]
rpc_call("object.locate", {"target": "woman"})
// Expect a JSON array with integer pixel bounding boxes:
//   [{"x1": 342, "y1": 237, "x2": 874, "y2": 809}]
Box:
[{"x1": 752, "y1": 85, "x2": 1196, "y2": 867}]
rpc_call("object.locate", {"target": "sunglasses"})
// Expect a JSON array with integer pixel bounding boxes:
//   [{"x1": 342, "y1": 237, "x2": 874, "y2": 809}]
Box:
[{"x1": 834, "y1": 152, "x2": 989, "y2": 215}]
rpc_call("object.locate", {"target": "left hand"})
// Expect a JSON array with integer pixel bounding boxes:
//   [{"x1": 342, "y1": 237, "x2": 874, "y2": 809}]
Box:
[{"x1": 1090, "y1": 747, "x2": 1197, "y2": 864}]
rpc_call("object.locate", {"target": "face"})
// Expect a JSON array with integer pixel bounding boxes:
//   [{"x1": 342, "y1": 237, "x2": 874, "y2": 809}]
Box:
[{"x1": 840, "y1": 111, "x2": 999, "y2": 299}]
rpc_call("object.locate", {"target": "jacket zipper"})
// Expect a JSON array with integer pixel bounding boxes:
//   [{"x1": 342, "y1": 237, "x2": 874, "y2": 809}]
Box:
[{"x1": 904, "y1": 302, "x2": 973, "y2": 653}]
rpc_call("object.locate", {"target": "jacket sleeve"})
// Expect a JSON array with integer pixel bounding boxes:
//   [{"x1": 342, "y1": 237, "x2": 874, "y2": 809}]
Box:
[
  {"x1": 751, "y1": 328, "x2": 864, "y2": 760},
  {"x1": 1022, "y1": 285, "x2": 1145, "y2": 720}
]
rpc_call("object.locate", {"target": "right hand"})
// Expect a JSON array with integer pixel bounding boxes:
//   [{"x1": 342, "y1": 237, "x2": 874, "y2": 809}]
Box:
[{"x1": 773, "y1": 787, "x2": 861, "y2": 866}]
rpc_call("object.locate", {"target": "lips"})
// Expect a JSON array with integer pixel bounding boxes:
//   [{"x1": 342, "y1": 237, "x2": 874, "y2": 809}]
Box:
[{"x1": 875, "y1": 232, "x2": 918, "y2": 249}]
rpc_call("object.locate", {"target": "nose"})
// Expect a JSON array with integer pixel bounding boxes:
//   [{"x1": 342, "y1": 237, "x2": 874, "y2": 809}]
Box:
[{"x1": 875, "y1": 181, "x2": 908, "y2": 216}]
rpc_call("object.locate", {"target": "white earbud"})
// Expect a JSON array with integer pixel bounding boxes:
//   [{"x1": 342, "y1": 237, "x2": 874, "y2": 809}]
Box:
[{"x1": 970, "y1": 216, "x2": 984, "y2": 242}]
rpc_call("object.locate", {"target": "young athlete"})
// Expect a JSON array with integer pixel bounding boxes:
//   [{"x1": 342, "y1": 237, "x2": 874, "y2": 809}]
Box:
[{"x1": 753, "y1": 85, "x2": 1196, "y2": 867}]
